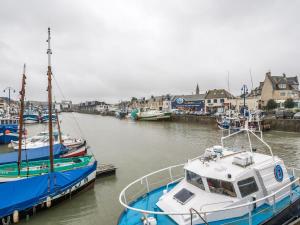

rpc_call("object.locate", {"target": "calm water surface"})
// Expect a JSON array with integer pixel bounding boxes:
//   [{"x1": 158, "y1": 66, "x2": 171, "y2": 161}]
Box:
[{"x1": 1, "y1": 113, "x2": 299, "y2": 225}]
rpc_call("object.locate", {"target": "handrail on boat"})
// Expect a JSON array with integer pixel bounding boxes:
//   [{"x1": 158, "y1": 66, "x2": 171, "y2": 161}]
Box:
[{"x1": 119, "y1": 162, "x2": 300, "y2": 216}]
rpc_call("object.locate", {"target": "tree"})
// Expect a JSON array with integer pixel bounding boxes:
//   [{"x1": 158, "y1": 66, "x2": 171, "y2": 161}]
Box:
[
  {"x1": 130, "y1": 97, "x2": 137, "y2": 103},
  {"x1": 284, "y1": 98, "x2": 295, "y2": 108},
  {"x1": 266, "y1": 99, "x2": 277, "y2": 111}
]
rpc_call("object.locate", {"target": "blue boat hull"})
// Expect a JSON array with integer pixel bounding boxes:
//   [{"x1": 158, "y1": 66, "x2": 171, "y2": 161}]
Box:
[
  {"x1": 0, "y1": 144, "x2": 68, "y2": 165},
  {"x1": 118, "y1": 184, "x2": 300, "y2": 225},
  {"x1": 0, "y1": 125, "x2": 19, "y2": 144},
  {"x1": 0, "y1": 161, "x2": 97, "y2": 223}
]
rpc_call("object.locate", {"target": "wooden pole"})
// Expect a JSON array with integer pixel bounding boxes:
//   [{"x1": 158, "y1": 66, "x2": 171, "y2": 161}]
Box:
[
  {"x1": 18, "y1": 64, "x2": 26, "y2": 176},
  {"x1": 47, "y1": 27, "x2": 54, "y2": 172}
]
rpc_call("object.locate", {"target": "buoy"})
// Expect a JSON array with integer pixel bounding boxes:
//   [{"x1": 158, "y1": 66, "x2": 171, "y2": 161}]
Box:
[
  {"x1": 5, "y1": 130, "x2": 10, "y2": 135},
  {"x1": 46, "y1": 196, "x2": 52, "y2": 208},
  {"x1": 13, "y1": 210, "x2": 19, "y2": 223}
]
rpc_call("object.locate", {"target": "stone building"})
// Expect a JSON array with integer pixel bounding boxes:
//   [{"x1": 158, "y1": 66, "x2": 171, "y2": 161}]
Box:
[
  {"x1": 260, "y1": 72, "x2": 299, "y2": 107},
  {"x1": 205, "y1": 89, "x2": 235, "y2": 113}
]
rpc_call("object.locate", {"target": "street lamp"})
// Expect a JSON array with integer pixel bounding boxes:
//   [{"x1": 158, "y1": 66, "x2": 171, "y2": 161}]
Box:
[
  {"x1": 3, "y1": 87, "x2": 16, "y2": 106},
  {"x1": 241, "y1": 84, "x2": 248, "y2": 116}
]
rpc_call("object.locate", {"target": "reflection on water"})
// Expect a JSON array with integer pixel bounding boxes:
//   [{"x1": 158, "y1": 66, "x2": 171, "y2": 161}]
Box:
[{"x1": 0, "y1": 113, "x2": 297, "y2": 225}]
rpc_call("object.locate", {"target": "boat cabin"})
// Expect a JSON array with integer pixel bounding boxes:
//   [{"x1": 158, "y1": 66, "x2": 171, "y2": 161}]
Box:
[
  {"x1": 157, "y1": 146, "x2": 291, "y2": 224},
  {"x1": 0, "y1": 118, "x2": 18, "y2": 125}
]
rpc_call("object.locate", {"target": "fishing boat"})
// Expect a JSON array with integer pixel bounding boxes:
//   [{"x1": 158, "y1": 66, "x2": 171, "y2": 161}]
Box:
[
  {"x1": 23, "y1": 109, "x2": 39, "y2": 124},
  {"x1": 131, "y1": 108, "x2": 171, "y2": 121},
  {"x1": 0, "y1": 155, "x2": 93, "y2": 182},
  {"x1": 0, "y1": 28, "x2": 97, "y2": 223},
  {"x1": 217, "y1": 116, "x2": 243, "y2": 132},
  {"x1": 118, "y1": 126, "x2": 300, "y2": 225},
  {"x1": 10, "y1": 131, "x2": 85, "y2": 150},
  {"x1": 0, "y1": 117, "x2": 19, "y2": 144},
  {"x1": 116, "y1": 110, "x2": 128, "y2": 119},
  {"x1": 41, "y1": 113, "x2": 57, "y2": 123}
]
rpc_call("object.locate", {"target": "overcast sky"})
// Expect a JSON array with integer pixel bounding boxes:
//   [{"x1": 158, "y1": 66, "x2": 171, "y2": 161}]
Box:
[{"x1": 0, "y1": 0, "x2": 299, "y2": 103}]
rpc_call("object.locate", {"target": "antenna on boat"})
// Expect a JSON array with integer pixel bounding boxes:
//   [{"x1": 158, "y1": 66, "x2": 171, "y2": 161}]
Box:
[
  {"x1": 47, "y1": 27, "x2": 54, "y2": 173},
  {"x1": 18, "y1": 64, "x2": 26, "y2": 176},
  {"x1": 55, "y1": 109, "x2": 63, "y2": 144}
]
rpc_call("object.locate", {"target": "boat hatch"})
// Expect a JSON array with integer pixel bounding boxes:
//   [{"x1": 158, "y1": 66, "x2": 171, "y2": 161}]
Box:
[
  {"x1": 233, "y1": 152, "x2": 253, "y2": 167},
  {"x1": 173, "y1": 188, "x2": 194, "y2": 205}
]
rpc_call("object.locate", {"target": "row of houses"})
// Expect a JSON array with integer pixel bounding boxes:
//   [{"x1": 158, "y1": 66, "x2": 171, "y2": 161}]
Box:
[
  {"x1": 55, "y1": 71, "x2": 299, "y2": 114},
  {"x1": 127, "y1": 72, "x2": 300, "y2": 113}
]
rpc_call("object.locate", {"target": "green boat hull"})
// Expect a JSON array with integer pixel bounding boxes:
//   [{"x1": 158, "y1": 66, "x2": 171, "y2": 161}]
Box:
[{"x1": 0, "y1": 155, "x2": 93, "y2": 180}]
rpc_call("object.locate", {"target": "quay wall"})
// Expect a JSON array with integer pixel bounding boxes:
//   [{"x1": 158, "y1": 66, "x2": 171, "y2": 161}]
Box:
[
  {"x1": 264, "y1": 118, "x2": 300, "y2": 132},
  {"x1": 70, "y1": 110, "x2": 300, "y2": 133},
  {"x1": 171, "y1": 115, "x2": 300, "y2": 132},
  {"x1": 170, "y1": 115, "x2": 217, "y2": 125}
]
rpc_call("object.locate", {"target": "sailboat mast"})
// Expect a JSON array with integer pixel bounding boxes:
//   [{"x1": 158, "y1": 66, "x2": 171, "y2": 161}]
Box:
[
  {"x1": 17, "y1": 64, "x2": 26, "y2": 176},
  {"x1": 56, "y1": 109, "x2": 63, "y2": 144},
  {"x1": 47, "y1": 27, "x2": 54, "y2": 172}
]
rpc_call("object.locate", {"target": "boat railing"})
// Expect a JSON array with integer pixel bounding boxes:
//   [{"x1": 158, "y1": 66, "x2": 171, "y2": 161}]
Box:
[
  {"x1": 221, "y1": 128, "x2": 274, "y2": 158},
  {"x1": 119, "y1": 163, "x2": 300, "y2": 223}
]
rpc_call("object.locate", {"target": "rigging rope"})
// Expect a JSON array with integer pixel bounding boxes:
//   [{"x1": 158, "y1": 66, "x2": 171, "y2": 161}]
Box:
[{"x1": 51, "y1": 73, "x2": 86, "y2": 140}]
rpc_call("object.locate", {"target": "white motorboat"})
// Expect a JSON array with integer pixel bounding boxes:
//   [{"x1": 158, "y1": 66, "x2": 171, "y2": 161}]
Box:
[{"x1": 118, "y1": 127, "x2": 300, "y2": 225}]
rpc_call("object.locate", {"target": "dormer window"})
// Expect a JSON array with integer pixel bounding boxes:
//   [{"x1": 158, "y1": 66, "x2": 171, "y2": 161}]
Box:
[{"x1": 279, "y1": 84, "x2": 286, "y2": 89}]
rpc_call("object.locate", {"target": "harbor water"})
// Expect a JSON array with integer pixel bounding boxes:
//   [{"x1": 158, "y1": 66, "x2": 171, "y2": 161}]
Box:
[{"x1": 1, "y1": 112, "x2": 300, "y2": 225}]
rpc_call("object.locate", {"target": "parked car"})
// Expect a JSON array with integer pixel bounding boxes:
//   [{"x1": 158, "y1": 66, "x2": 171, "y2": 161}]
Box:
[
  {"x1": 293, "y1": 112, "x2": 300, "y2": 119},
  {"x1": 275, "y1": 110, "x2": 294, "y2": 119}
]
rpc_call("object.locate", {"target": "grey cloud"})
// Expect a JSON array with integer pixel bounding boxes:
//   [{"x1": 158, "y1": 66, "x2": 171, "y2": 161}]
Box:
[{"x1": 0, "y1": 0, "x2": 299, "y2": 103}]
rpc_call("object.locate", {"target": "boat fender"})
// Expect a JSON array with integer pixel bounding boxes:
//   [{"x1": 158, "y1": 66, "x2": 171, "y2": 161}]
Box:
[
  {"x1": 2, "y1": 216, "x2": 11, "y2": 225},
  {"x1": 12, "y1": 210, "x2": 19, "y2": 223},
  {"x1": 142, "y1": 217, "x2": 157, "y2": 225},
  {"x1": 46, "y1": 196, "x2": 52, "y2": 208}
]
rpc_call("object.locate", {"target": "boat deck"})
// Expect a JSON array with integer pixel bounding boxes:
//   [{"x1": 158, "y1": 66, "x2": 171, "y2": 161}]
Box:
[{"x1": 118, "y1": 184, "x2": 300, "y2": 225}]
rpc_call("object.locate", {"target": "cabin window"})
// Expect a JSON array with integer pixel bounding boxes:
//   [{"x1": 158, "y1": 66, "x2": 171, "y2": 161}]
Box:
[
  {"x1": 237, "y1": 177, "x2": 258, "y2": 197},
  {"x1": 207, "y1": 178, "x2": 236, "y2": 197},
  {"x1": 186, "y1": 171, "x2": 205, "y2": 190}
]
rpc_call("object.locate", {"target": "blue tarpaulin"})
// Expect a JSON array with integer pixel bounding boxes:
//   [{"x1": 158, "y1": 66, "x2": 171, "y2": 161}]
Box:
[
  {"x1": 0, "y1": 144, "x2": 68, "y2": 165},
  {"x1": 0, "y1": 161, "x2": 97, "y2": 218}
]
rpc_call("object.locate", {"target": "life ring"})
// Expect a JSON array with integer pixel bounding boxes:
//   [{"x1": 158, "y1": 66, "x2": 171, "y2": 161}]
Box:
[
  {"x1": 4, "y1": 130, "x2": 10, "y2": 135},
  {"x1": 2, "y1": 216, "x2": 11, "y2": 225}
]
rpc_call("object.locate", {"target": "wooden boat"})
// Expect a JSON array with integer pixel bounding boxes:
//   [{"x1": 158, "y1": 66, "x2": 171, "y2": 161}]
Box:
[{"x1": 0, "y1": 28, "x2": 97, "y2": 223}]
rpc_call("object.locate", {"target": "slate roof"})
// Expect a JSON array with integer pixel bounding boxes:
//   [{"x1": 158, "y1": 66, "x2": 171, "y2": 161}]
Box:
[
  {"x1": 171, "y1": 94, "x2": 205, "y2": 101},
  {"x1": 266, "y1": 72, "x2": 299, "y2": 90},
  {"x1": 205, "y1": 89, "x2": 235, "y2": 99}
]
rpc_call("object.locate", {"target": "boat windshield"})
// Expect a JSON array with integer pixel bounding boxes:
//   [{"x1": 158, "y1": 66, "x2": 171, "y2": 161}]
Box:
[
  {"x1": 186, "y1": 170, "x2": 205, "y2": 190},
  {"x1": 207, "y1": 178, "x2": 236, "y2": 197}
]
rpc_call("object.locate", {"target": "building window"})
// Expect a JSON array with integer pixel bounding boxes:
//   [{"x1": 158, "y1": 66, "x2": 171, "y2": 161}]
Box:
[
  {"x1": 220, "y1": 99, "x2": 225, "y2": 103},
  {"x1": 237, "y1": 177, "x2": 258, "y2": 197},
  {"x1": 280, "y1": 92, "x2": 286, "y2": 96},
  {"x1": 214, "y1": 99, "x2": 218, "y2": 103},
  {"x1": 279, "y1": 84, "x2": 286, "y2": 89},
  {"x1": 207, "y1": 100, "x2": 211, "y2": 103},
  {"x1": 186, "y1": 171, "x2": 205, "y2": 190},
  {"x1": 207, "y1": 178, "x2": 236, "y2": 197}
]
